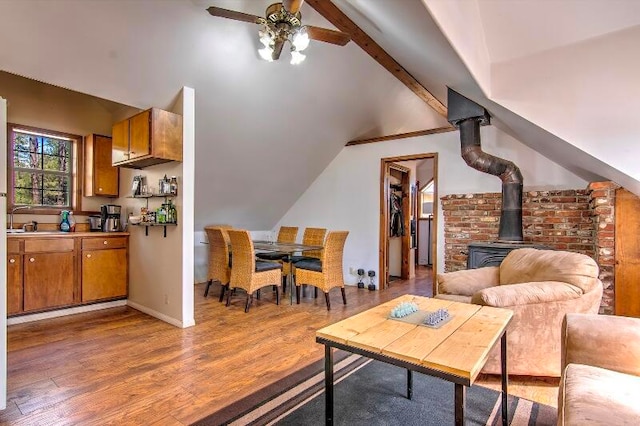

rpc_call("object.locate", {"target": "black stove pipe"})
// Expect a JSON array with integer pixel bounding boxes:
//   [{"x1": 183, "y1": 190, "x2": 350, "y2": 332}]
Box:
[{"x1": 448, "y1": 89, "x2": 524, "y2": 242}]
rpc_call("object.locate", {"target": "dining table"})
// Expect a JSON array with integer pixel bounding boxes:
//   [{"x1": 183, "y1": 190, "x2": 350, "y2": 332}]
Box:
[{"x1": 253, "y1": 240, "x2": 324, "y2": 304}]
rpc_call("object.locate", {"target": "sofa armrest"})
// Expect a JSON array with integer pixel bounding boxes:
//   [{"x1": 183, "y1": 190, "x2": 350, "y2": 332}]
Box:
[
  {"x1": 471, "y1": 281, "x2": 582, "y2": 307},
  {"x1": 436, "y1": 266, "x2": 499, "y2": 297},
  {"x1": 562, "y1": 313, "x2": 640, "y2": 376}
]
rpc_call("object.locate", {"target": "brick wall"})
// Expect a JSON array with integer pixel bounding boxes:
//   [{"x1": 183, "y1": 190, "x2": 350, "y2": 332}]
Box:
[{"x1": 441, "y1": 184, "x2": 615, "y2": 313}]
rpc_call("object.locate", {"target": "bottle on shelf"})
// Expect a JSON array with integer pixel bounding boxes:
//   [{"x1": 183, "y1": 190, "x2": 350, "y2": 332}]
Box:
[{"x1": 169, "y1": 176, "x2": 178, "y2": 196}]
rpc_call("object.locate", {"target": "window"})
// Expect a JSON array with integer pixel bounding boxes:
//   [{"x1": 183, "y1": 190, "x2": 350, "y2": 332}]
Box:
[{"x1": 7, "y1": 124, "x2": 82, "y2": 212}]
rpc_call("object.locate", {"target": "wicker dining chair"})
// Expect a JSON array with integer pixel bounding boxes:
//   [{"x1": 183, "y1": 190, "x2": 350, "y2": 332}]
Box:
[
  {"x1": 294, "y1": 231, "x2": 349, "y2": 310},
  {"x1": 204, "y1": 225, "x2": 233, "y2": 301},
  {"x1": 227, "y1": 229, "x2": 283, "y2": 312},
  {"x1": 256, "y1": 226, "x2": 299, "y2": 261},
  {"x1": 282, "y1": 227, "x2": 326, "y2": 293}
]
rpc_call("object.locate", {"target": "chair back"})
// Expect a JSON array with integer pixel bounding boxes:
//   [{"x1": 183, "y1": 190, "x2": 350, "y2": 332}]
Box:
[
  {"x1": 227, "y1": 229, "x2": 256, "y2": 290},
  {"x1": 277, "y1": 226, "x2": 298, "y2": 244},
  {"x1": 320, "y1": 231, "x2": 349, "y2": 284},
  {"x1": 204, "y1": 226, "x2": 231, "y2": 284},
  {"x1": 301, "y1": 227, "x2": 327, "y2": 259}
]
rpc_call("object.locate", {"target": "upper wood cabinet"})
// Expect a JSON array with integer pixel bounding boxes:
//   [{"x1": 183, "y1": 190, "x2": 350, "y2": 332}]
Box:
[
  {"x1": 112, "y1": 108, "x2": 183, "y2": 169},
  {"x1": 84, "y1": 134, "x2": 119, "y2": 197}
]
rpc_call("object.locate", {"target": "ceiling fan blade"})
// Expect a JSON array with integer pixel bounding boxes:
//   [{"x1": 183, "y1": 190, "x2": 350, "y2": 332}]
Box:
[
  {"x1": 272, "y1": 40, "x2": 285, "y2": 60},
  {"x1": 206, "y1": 6, "x2": 264, "y2": 24},
  {"x1": 306, "y1": 26, "x2": 351, "y2": 46},
  {"x1": 283, "y1": 0, "x2": 304, "y2": 14}
]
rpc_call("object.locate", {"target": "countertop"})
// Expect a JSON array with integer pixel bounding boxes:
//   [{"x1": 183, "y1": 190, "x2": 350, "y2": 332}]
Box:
[{"x1": 7, "y1": 231, "x2": 130, "y2": 238}]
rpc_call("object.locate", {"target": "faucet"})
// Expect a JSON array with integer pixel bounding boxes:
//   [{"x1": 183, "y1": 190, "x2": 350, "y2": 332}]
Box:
[{"x1": 9, "y1": 205, "x2": 31, "y2": 231}]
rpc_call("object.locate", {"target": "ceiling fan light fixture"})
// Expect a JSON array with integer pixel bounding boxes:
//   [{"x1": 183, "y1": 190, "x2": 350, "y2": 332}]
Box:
[
  {"x1": 259, "y1": 46, "x2": 274, "y2": 62},
  {"x1": 290, "y1": 49, "x2": 306, "y2": 65},
  {"x1": 292, "y1": 27, "x2": 310, "y2": 52},
  {"x1": 259, "y1": 28, "x2": 274, "y2": 47}
]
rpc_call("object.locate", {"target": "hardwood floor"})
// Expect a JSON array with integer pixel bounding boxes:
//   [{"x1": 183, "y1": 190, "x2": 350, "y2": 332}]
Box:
[{"x1": 1, "y1": 267, "x2": 557, "y2": 424}]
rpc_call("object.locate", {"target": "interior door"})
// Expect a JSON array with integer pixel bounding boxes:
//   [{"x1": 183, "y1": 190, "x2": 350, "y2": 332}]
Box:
[
  {"x1": 615, "y1": 188, "x2": 640, "y2": 317},
  {"x1": 1, "y1": 96, "x2": 8, "y2": 409}
]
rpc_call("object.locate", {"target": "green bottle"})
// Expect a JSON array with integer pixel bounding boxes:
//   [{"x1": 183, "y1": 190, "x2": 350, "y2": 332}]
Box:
[{"x1": 60, "y1": 210, "x2": 71, "y2": 232}]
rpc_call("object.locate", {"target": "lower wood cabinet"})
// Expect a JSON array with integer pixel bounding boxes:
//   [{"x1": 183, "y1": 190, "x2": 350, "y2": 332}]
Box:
[
  {"x1": 7, "y1": 253, "x2": 23, "y2": 316},
  {"x1": 82, "y1": 248, "x2": 128, "y2": 302},
  {"x1": 7, "y1": 234, "x2": 129, "y2": 316},
  {"x1": 24, "y1": 252, "x2": 75, "y2": 311}
]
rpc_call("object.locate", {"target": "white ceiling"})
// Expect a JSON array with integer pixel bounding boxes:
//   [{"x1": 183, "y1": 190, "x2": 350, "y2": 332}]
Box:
[{"x1": 1, "y1": 0, "x2": 638, "y2": 229}]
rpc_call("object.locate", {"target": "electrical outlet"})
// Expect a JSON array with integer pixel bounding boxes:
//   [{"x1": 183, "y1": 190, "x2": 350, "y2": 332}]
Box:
[
  {"x1": 349, "y1": 267, "x2": 356, "y2": 275},
  {"x1": 164, "y1": 294, "x2": 169, "y2": 305}
]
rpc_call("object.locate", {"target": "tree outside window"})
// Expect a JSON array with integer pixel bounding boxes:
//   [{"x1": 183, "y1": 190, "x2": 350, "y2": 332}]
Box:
[{"x1": 8, "y1": 125, "x2": 81, "y2": 212}]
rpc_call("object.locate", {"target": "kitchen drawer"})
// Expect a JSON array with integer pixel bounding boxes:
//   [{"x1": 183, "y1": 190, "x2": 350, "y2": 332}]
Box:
[
  {"x1": 7, "y1": 239, "x2": 21, "y2": 254},
  {"x1": 82, "y1": 236, "x2": 128, "y2": 250},
  {"x1": 24, "y1": 238, "x2": 74, "y2": 253}
]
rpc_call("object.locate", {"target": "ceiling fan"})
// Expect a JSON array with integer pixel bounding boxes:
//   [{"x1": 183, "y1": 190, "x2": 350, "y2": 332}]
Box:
[{"x1": 207, "y1": 0, "x2": 351, "y2": 64}]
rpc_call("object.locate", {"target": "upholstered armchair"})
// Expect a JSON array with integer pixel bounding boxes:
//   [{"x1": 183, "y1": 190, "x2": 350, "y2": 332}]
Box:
[
  {"x1": 558, "y1": 313, "x2": 640, "y2": 425},
  {"x1": 435, "y1": 248, "x2": 603, "y2": 376}
]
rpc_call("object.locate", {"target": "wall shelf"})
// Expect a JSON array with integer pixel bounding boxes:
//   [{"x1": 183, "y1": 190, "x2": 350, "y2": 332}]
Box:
[
  {"x1": 128, "y1": 194, "x2": 177, "y2": 238},
  {"x1": 129, "y1": 222, "x2": 177, "y2": 237}
]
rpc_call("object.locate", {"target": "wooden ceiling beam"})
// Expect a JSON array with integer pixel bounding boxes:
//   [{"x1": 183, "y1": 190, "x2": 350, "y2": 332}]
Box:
[
  {"x1": 307, "y1": 0, "x2": 447, "y2": 118},
  {"x1": 346, "y1": 126, "x2": 455, "y2": 146}
]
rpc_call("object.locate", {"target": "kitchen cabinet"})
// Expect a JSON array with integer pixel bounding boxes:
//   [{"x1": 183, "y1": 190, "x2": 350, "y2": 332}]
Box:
[
  {"x1": 23, "y1": 239, "x2": 75, "y2": 312},
  {"x1": 7, "y1": 233, "x2": 129, "y2": 317},
  {"x1": 81, "y1": 236, "x2": 128, "y2": 302},
  {"x1": 84, "y1": 134, "x2": 119, "y2": 197},
  {"x1": 112, "y1": 108, "x2": 182, "y2": 169},
  {"x1": 7, "y1": 239, "x2": 23, "y2": 315}
]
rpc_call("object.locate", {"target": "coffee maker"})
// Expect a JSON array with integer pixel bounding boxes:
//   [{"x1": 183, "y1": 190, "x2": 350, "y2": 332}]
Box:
[{"x1": 101, "y1": 204, "x2": 122, "y2": 232}]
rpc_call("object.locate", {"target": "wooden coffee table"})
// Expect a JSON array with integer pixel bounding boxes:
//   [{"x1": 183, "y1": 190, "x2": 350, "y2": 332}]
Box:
[{"x1": 316, "y1": 295, "x2": 513, "y2": 425}]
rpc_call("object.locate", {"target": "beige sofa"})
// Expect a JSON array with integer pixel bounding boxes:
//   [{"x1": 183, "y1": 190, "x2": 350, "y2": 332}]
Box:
[
  {"x1": 559, "y1": 313, "x2": 640, "y2": 425},
  {"x1": 436, "y1": 248, "x2": 603, "y2": 376}
]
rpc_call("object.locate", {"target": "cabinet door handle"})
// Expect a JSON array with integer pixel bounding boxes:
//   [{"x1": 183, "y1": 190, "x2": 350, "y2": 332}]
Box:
[
  {"x1": 103, "y1": 240, "x2": 108, "y2": 245},
  {"x1": 29, "y1": 258, "x2": 35, "y2": 263},
  {"x1": 98, "y1": 187, "x2": 103, "y2": 192},
  {"x1": 87, "y1": 254, "x2": 92, "y2": 258},
  {"x1": 9, "y1": 258, "x2": 15, "y2": 264}
]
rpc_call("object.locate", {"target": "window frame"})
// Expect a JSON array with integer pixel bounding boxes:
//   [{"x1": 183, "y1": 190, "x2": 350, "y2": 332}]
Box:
[{"x1": 7, "y1": 123, "x2": 84, "y2": 214}]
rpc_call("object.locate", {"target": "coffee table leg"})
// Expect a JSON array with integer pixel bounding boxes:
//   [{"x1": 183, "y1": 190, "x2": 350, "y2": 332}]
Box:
[
  {"x1": 325, "y1": 345, "x2": 334, "y2": 426},
  {"x1": 501, "y1": 331, "x2": 509, "y2": 426},
  {"x1": 406, "y1": 369, "x2": 413, "y2": 400},
  {"x1": 454, "y1": 383, "x2": 465, "y2": 426}
]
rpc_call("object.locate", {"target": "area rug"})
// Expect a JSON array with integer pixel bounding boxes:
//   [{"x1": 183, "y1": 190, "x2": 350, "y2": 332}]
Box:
[{"x1": 196, "y1": 354, "x2": 556, "y2": 426}]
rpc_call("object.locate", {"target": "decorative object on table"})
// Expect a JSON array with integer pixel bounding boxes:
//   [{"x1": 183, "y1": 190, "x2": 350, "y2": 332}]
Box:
[
  {"x1": 206, "y1": 1, "x2": 351, "y2": 65},
  {"x1": 423, "y1": 308, "x2": 452, "y2": 328},
  {"x1": 367, "y1": 270, "x2": 376, "y2": 291},
  {"x1": 357, "y1": 269, "x2": 365, "y2": 289},
  {"x1": 389, "y1": 301, "x2": 419, "y2": 318}
]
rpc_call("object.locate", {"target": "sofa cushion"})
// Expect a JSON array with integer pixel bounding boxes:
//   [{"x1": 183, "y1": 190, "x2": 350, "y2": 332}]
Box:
[
  {"x1": 559, "y1": 363, "x2": 640, "y2": 425},
  {"x1": 434, "y1": 294, "x2": 472, "y2": 304},
  {"x1": 500, "y1": 248, "x2": 599, "y2": 293},
  {"x1": 472, "y1": 281, "x2": 583, "y2": 307},
  {"x1": 436, "y1": 266, "x2": 500, "y2": 297}
]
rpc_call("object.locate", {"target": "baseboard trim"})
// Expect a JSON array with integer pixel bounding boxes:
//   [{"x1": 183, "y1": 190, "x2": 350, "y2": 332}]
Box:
[
  {"x1": 126, "y1": 300, "x2": 185, "y2": 328},
  {"x1": 7, "y1": 300, "x2": 128, "y2": 325}
]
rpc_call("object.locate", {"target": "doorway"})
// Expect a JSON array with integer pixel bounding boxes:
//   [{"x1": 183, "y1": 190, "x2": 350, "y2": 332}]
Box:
[{"x1": 379, "y1": 153, "x2": 438, "y2": 292}]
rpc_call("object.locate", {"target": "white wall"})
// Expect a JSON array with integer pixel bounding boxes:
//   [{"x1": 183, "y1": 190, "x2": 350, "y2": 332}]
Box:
[
  {"x1": 0, "y1": 71, "x2": 138, "y2": 224},
  {"x1": 120, "y1": 88, "x2": 195, "y2": 328},
  {"x1": 276, "y1": 125, "x2": 587, "y2": 287}
]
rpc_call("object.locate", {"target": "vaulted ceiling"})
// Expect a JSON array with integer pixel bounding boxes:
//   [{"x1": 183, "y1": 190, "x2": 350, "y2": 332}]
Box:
[{"x1": 1, "y1": 0, "x2": 638, "y2": 229}]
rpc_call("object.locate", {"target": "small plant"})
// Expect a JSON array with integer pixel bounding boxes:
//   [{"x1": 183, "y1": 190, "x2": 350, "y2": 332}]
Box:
[{"x1": 390, "y1": 301, "x2": 419, "y2": 318}]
